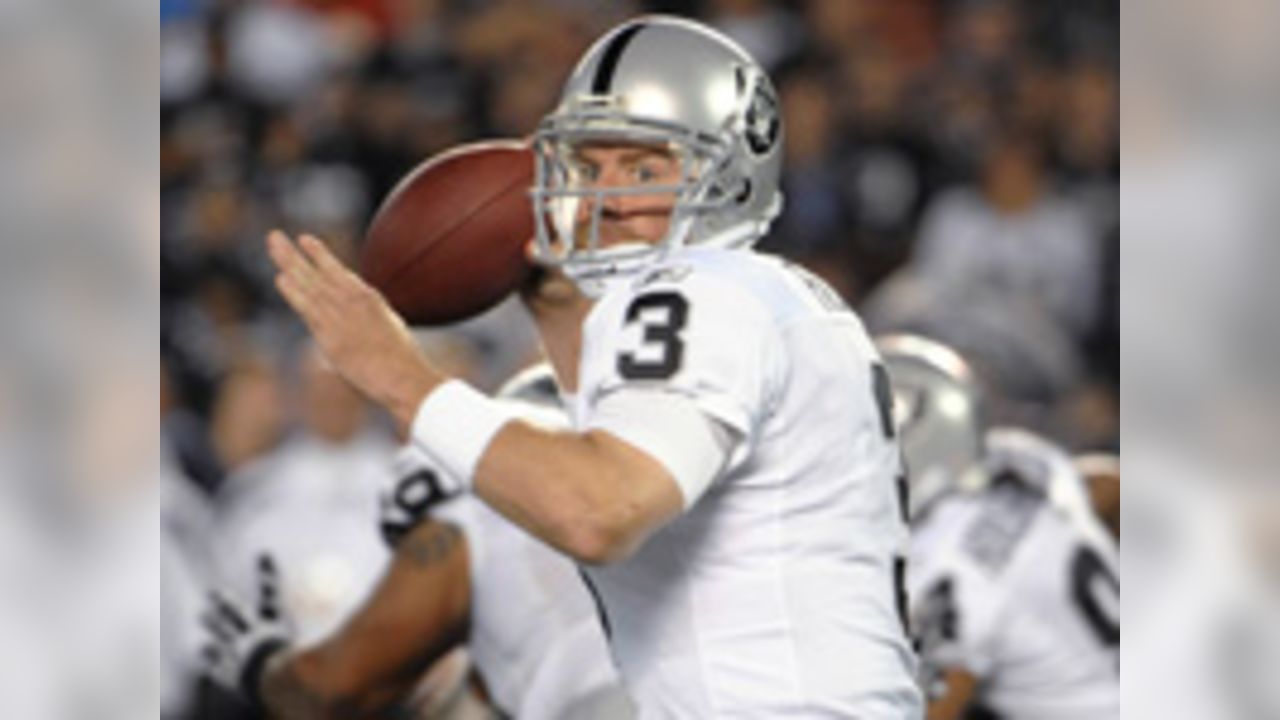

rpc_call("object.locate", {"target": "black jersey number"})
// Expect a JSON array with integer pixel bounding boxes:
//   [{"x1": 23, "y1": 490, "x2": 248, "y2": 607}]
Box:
[
  {"x1": 872, "y1": 363, "x2": 896, "y2": 440},
  {"x1": 1071, "y1": 544, "x2": 1120, "y2": 650},
  {"x1": 379, "y1": 468, "x2": 453, "y2": 548},
  {"x1": 618, "y1": 292, "x2": 689, "y2": 380}
]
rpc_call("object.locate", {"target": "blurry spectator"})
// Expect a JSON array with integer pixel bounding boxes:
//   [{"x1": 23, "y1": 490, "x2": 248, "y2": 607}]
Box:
[
  {"x1": 946, "y1": 0, "x2": 1023, "y2": 79},
  {"x1": 225, "y1": 1, "x2": 331, "y2": 105},
  {"x1": 801, "y1": 0, "x2": 878, "y2": 60},
  {"x1": 212, "y1": 347, "x2": 482, "y2": 715},
  {"x1": 767, "y1": 62, "x2": 849, "y2": 259},
  {"x1": 833, "y1": 43, "x2": 935, "y2": 292},
  {"x1": 1053, "y1": 58, "x2": 1119, "y2": 235},
  {"x1": 916, "y1": 66, "x2": 1000, "y2": 184},
  {"x1": 911, "y1": 129, "x2": 1102, "y2": 342},
  {"x1": 209, "y1": 353, "x2": 286, "y2": 473}
]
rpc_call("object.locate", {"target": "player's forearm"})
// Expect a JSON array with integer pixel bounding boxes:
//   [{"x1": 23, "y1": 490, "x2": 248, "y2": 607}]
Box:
[
  {"x1": 474, "y1": 422, "x2": 679, "y2": 564},
  {"x1": 258, "y1": 524, "x2": 471, "y2": 718},
  {"x1": 259, "y1": 642, "x2": 422, "y2": 719},
  {"x1": 259, "y1": 647, "x2": 370, "y2": 719}
]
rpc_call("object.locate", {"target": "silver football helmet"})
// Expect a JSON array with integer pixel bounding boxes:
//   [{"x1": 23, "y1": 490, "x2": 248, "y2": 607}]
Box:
[
  {"x1": 876, "y1": 334, "x2": 988, "y2": 520},
  {"x1": 530, "y1": 16, "x2": 784, "y2": 294}
]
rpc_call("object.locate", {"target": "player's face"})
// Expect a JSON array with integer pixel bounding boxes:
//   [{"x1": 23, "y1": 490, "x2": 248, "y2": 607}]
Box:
[{"x1": 568, "y1": 142, "x2": 681, "y2": 249}]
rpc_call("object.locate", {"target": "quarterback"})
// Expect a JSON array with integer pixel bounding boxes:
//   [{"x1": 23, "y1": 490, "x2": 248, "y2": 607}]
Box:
[{"x1": 266, "y1": 16, "x2": 922, "y2": 718}]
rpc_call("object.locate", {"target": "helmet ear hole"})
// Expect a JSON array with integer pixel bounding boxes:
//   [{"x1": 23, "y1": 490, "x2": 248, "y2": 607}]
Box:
[{"x1": 734, "y1": 178, "x2": 753, "y2": 204}]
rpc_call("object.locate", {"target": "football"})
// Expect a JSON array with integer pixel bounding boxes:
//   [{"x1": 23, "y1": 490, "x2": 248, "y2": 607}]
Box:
[{"x1": 360, "y1": 139, "x2": 536, "y2": 326}]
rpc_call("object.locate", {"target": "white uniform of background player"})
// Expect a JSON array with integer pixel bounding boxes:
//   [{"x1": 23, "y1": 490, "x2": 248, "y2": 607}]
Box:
[
  {"x1": 879, "y1": 336, "x2": 1118, "y2": 720},
  {"x1": 204, "y1": 365, "x2": 628, "y2": 718},
  {"x1": 211, "y1": 352, "x2": 485, "y2": 715},
  {"x1": 216, "y1": 430, "x2": 395, "y2": 646},
  {"x1": 379, "y1": 366, "x2": 629, "y2": 720}
]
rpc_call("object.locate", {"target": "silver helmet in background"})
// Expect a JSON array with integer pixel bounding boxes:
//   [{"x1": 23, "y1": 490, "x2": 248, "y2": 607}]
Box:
[
  {"x1": 531, "y1": 15, "x2": 785, "y2": 293},
  {"x1": 876, "y1": 334, "x2": 988, "y2": 521}
]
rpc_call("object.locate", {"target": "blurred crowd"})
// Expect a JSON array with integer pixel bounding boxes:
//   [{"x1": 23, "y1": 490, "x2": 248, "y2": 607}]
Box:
[{"x1": 160, "y1": 0, "x2": 1116, "y2": 492}]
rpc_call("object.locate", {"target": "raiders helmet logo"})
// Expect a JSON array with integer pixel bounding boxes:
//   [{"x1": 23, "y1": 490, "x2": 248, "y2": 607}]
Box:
[{"x1": 744, "y1": 84, "x2": 779, "y2": 156}]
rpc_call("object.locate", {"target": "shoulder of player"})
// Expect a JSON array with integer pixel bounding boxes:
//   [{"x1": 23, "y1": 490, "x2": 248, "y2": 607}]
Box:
[
  {"x1": 985, "y1": 426, "x2": 1075, "y2": 470},
  {"x1": 916, "y1": 490, "x2": 1033, "y2": 591}
]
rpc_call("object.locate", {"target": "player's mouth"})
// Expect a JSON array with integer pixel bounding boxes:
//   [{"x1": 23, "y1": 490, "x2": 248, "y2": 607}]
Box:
[{"x1": 572, "y1": 208, "x2": 670, "y2": 249}]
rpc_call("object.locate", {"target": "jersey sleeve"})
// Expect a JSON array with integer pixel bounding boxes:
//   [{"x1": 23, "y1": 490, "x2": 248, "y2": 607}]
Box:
[
  {"x1": 376, "y1": 445, "x2": 468, "y2": 549},
  {"x1": 375, "y1": 444, "x2": 494, "y2": 592},
  {"x1": 579, "y1": 268, "x2": 785, "y2": 450}
]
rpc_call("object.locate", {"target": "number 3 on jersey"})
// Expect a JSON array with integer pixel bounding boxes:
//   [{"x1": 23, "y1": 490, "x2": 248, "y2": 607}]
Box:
[{"x1": 618, "y1": 292, "x2": 689, "y2": 380}]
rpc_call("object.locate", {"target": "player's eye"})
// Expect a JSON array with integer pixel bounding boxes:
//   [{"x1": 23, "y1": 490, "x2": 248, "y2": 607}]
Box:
[
  {"x1": 573, "y1": 161, "x2": 598, "y2": 183},
  {"x1": 633, "y1": 164, "x2": 657, "y2": 183}
]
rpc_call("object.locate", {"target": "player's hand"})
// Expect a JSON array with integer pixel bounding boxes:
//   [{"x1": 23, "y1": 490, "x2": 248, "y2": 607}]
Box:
[
  {"x1": 266, "y1": 230, "x2": 440, "y2": 426},
  {"x1": 201, "y1": 555, "x2": 291, "y2": 705}
]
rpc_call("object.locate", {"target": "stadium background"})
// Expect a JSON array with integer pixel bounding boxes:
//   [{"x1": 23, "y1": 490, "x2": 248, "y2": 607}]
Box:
[{"x1": 160, "y1": 0, "x2": 1116, "y2": 714}]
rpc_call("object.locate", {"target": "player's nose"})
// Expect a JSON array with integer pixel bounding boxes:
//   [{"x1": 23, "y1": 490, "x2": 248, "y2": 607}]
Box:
[{"x1": 578, "y1": 180, "x2": 625, "y2": 219}]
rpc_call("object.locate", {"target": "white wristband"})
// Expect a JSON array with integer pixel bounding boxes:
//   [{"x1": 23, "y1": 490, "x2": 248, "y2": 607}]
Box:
[{"x1": 410, "y1": 380, "x2": 515, "y2": 491}]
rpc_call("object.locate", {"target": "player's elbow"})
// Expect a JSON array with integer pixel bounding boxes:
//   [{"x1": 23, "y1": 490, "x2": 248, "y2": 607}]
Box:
[
  {"x1": 549, "y1": 433, "x2": 676, "y2": 565},
  {"x1": 557, "y1": 514, "x2": 639, "y2": 565}
]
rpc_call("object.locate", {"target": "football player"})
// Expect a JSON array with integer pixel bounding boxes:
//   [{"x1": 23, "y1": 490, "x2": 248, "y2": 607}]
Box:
[
  {"x1": 878, "y1": 334, "x2": 1119, "y2": 719},
  {"x1": 203, "y1": 363, "x2": 629, "y2": 719},
  {"x1": 264, "y1": 15, "x2": 922, "y2": 718}
]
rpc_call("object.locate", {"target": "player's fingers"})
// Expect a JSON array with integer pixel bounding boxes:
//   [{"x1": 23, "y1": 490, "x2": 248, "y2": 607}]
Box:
[
  {"x1": 267, "y1": 230, "x2": 326, "y2": 292},
  {"x1": 256, "y1": 554, "x2": 282, "y2": 621},
  {"x1": 275, "y1": 273, "x2": 313, "y2": 315},
  {"x1": 298, "y1": 233, "x2": 382, "y2": 310},
  {"x1": 276, "y1": 274, "x2": 348, "y2": 347},
  {"x1": 298, "y1": 234, "x2": 355, "y2": 282},
  {"x1": 266, "y1": 229, "x2": 306, "y2": 273},
  {"x1": 201, "y1": 608, "x2": 235, "y2": 644},
  {"x1": 211, "y1": 592, "x2": 251, "y2": 634}
]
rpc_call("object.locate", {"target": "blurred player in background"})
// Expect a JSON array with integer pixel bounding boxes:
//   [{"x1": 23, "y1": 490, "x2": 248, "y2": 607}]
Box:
[
  {"x1": 264, "y1": 15, "x2": 921, "y2": 718},
  {"x1": 878, "y1": 335, "x2": 1118, "y2": 719},
  {"x1": 204, "y1": 359, "x2": 630, "y2": 719},
  {"x1": 214, "y1": 344, "x2": 395, "y2": 645},
  {"x1": 210, "y1": 345, "x2": 484, "y2": 717}
]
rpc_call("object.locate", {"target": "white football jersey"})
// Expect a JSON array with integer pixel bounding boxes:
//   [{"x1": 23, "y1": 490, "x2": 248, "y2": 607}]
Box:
[
  {"x1": 909, "y1": 429, "x2": 1119, "y2": 719},
  {"x1": 573, "y1": 247, "x2": 922, "y2": 718},
  {"x1": 381, "y1": 402, "x2": 629, "y2": 720},
  {"x1": 215, "y1": 432, "x2": 397, "y2": 645}
]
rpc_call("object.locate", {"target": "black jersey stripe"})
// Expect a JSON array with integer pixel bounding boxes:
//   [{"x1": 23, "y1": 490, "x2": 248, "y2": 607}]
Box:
[{"x1": 590, "y1": 22, "x2": 646, "y2": 94}]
